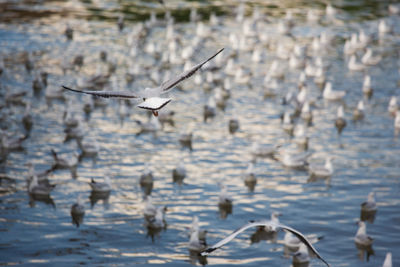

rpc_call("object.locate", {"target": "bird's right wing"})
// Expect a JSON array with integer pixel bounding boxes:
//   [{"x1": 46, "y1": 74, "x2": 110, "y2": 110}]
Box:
[
  {"x1": 158, "y1": 48, "x2": 224, "y2": 93},
  {"x1": 62, "y1": 86, "x2": 139, "y2": 99},
  {"x1": 276, "y1": 222, "x2": 330, "y2": 267}
]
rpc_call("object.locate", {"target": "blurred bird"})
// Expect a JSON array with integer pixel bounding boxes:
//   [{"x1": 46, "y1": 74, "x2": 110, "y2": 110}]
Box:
[
  {"x1": 382, "y1": 252, "x2": 392, "y2": 267},
  {"x1": 309, "y1": 157, "x2": 333, "y2": 179},
  {"x1": 203, "y1": 98, "x2": 217, "y2": 122},
  {"x1": 361, "y1": 192, "x2": 377, "y2": 212},
  {"x1": 362, "y1": 75, "x2": 373, "y2": 99},
  {"x1": 172, "y1": 162, "x2": 186, "y2": 184},
  {"x1": 335, "y1": 106, "x2": 347, "y2": 135},
  {"x1": 228, "y1": 118, "x2": 240, "y2": 134},
  {"x1": 71, "y1": 196, "x2": 85, "y2": 227},
  {"x1": 146, "y1": 205, "x2": 167, "y2": 229},
  {"x1": 28, "y1": 174, "x2": 55, "y2": 197},
  {"x1": 348, "y1": 55, "x2": 365, "y2": 71},
  {"x1": 395, "y1": 111, "x2": 400, "y2": 136},
  {"x1": 388, "y1": 96, "x2": 397, "y2": 116},
  {"x1": 143, "y1": 196, "x2": 157, "y2": 219},
  {"x1": 354, "y1": 221, "x2": 373, "y2": 246},
  {"x1": 188, "y1": 230, "x2": 207, "y2": 252},
  {"x1": 65, "y1": 24, "x2": 73, "y2": 40},
  {"x1": 323, "y1": 82, "x2": 346, "y2": 101},
  {"x1": 218, "y1": 184, "x2": 232, "y2": 206},
  {"x1": 89, "y1": 175, "x2": 112, "y2": 194},
  {"x1": 361, "y1": 49, "x2": 381, "y2": 66},
  {"x1": 51, "y1": 149, "x2": 78, "y2": 178},
  {"x1": 353, "y1": 100, "x2": 365, "y2": 122},
  {"x1": 244, "y1": 163, "x2": 256, "y2": 191},
  {"x1": 140, "y1": 165, "x2": 154, "y2": 195},
  {"x1": 179, "y1": 132, "x2": 193, "y2": 150}
]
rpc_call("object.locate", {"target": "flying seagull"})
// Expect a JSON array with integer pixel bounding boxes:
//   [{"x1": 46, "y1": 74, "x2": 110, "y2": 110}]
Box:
[
  {"x1": 62, "y1": 48, "x2": 224, "y2": 116},
  {"x1": 200, "y1": 219, "x2": 330, "y2": 267}
]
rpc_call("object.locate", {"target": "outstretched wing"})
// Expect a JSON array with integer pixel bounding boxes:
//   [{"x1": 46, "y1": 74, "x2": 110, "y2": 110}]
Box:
[
  {"x1": 200, "y1": 220, "x2": 330, "y2": 267},
  {"x1": 200, "y1": 220, "x2": 269, "y2": 256},
  {"x1": 159, "y1": 48, "x2": 224, "y2": 93},
  {"x1": 62, "y1": 86, "x2": 139, "y2": 99},
  {"x1": 276, "y1": 223, "x2": 330, "y2": 267}
]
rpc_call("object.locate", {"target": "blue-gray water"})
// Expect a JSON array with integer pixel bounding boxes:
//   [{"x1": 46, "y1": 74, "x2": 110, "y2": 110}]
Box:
[{"x1": 0, "y1": 1, "x2": 399, "y2": 266}]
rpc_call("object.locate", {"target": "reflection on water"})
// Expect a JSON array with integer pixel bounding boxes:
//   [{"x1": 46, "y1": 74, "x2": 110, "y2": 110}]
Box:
[
  {"x1": 1, "y1": 0, "x2": 400, "y2": 266},
  {"x1": 355, "y1": 243, "x2": 375, "y2": 262}
]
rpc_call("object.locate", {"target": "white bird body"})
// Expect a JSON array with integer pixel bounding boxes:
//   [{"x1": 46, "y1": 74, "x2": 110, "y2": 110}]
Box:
[
  {"x1": 301, "y1": 101, "x2": 312, "y2": 124},
  {"x1": 201, "y1": 220, "x2": 330, "y2": 267},
  {"x1": 188, "y1": 230, "x2": 207, "y2": 252},
  {"x1": 28, "y1": 174, "x2": 54, "y2": 196},
  {"x1": 326, "y1": 4, "x2": 337, "y2": 18},
  {"x1": 362, "y1": 75, "x2": 373, "y2": 97},
  {"x1": 285, "y1": 231, "x2": 302, "y2": 250},
  {"x1": 388, "y1": 96, "x2": 398, "y2": 116},
  {"x1": 348, "y1": 55, "x2": 365, "y2": 71},
  {"x1": 219, "y1": 185, "x2": 232, "y2": 205},
  {"x1": 361, "y1": 192, "x2": 377, "y2": 212},
  {"x1": 281, "y1": 152, "x2": 309, "y2": 169},
  {"x1": 143, "y1": 196, "x2": 157, "y2": 218},
  {"x1": 362, "y1": 49, "x2": 381, "y2": 66},
  {"x1": 309, "y1": 157, "x2": 333, "y2": 178},
  {"x1": 395, "y1": 111, "x2": 400, "y2": 131},
  {"x1": 353, "y1": 100, "x2": 365, "y2": 121},
  {"x1": 335, "y1": 106, "x2": 347, "y2": 135},
  {"x1": 323, "y1": 82, "x2": 346, "y2": 100},
  {"x1": 382, "y1": 252, "x2": 392, "y2": 267},
  {"x1": 90, "y1": 176, "x2": 112, "y2": 193},
  {"x1": 389, "y1": 4, "x2": 400, "y2": 14},
  {"x1": 147, "y1": 206, "x2": 166, "y2": 229},
  {"x1": 51, "y1": 149, "x2": 78, "y2": 170},
  {"x1": 379, "y1": 20, "x2": 392, "y2": 34},
  {"x1": 250, "y1": 143, "x2": 279, "y2": 159},
  {"x1": 293, "y1": 243, "x2": 310, "y2": 264},
  {"x1": 63, "y1": 49, "x2": 224, "y2": 116},
  {"x1": 354, "y1": 221, "x2": 373, "y2": 246},
  {"x1": 244, "y1": 163, "x2": 256, "y2": 190},
  {"x1": 189, "y1": 216, "x2": 207, "y2": 243},
  {"x1": 172, "y1": 162, "x2": 186, "y2": 183},
  {"x1": 78, "y1": 138, "x2": 99, "y2": 157}
]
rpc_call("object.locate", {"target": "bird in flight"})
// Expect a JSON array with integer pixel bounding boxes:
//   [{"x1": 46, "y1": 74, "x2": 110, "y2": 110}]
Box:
[
  {"x1": 200, "y1": 219, "x2": 330, "y2": 267},
  {"x1": 62, "y1": 48, "x2": 224, "y2": 116}
]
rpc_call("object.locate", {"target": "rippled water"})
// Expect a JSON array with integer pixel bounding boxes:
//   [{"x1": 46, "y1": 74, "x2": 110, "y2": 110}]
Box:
[{"x1": 1, "y1": 0, "x2": 400, "y2": 266}]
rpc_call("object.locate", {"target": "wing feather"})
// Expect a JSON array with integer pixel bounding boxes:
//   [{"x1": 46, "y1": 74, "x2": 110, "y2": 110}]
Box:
[
  {"x1": 62, "y1": 86, "x2": 138, "y2": 99},
  {"x1": 159, "y1": 48, "x2": 224, "y2": 93}
]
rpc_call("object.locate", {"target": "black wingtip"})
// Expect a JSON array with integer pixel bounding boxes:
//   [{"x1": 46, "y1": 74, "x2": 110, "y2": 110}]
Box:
[
  {"x1": 200, "y1": 247, "x2": 216, "y2": 256},
  {"x1": 62, "y1": 85, "x2": 79, "y2": 93}
]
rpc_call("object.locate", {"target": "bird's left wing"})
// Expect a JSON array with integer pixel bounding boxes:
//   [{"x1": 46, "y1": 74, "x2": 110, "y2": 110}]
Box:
[
  {"x1": 62, "y1": 86, "x2": 139, "y2": 99},
  {"x1": 159, "y1": 48, "x2": 224, "y2": 93}
]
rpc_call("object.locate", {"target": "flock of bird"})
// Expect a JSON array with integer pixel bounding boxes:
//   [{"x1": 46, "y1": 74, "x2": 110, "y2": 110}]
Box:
[{"x1": 1, "y1": 1, "x2": 399, "y2": 266}]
